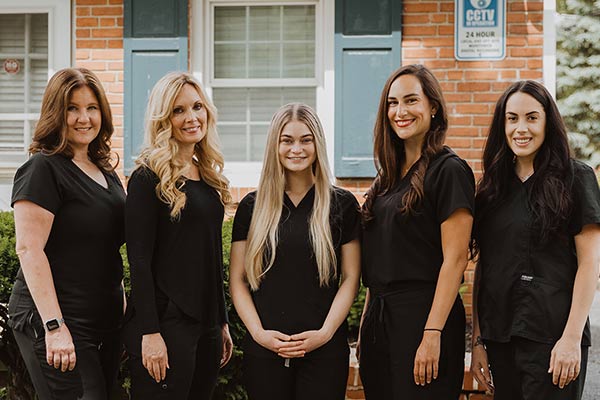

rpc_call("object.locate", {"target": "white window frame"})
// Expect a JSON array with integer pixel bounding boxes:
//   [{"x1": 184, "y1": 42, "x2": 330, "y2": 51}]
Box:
[
  {"x1": 191, "y1": 0, "x2": 334, "y2": 188},
  {"x1": 0, "y1": 0, "x2": 70, "y2": 173}
]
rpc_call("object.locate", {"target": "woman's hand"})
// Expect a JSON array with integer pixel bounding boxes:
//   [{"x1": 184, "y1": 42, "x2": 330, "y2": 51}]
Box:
[
  {"x1": 470, "y1": 340, "x2": 494, "y2": 393},
  {"x1": 220, "y1": 324, "x2": 233, "y2": 367},
  {"x1": 253, "y1": 329, "x2": 301, "y2": 356},
  {"x1": 45, "y1": 324, "x2": 76, "y2": 372},
  {"x1": 280, "y1": 329, "x2": 331, "y2": 357},
  {"x1": 549, "y1": 335, "x2": 581, "y2": 389},
  {"x1": 142, "y1": 333, "x2": 169, "y2": 382},
  {"x1": 413, "y1": 330, "x2": 441, "y2": 386}
]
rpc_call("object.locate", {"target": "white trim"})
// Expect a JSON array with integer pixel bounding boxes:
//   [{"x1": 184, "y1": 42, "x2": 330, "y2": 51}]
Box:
[
  {"x1": 191, "y1": 0, "x2": 334, "y2": 188},
  {"x1": 543, "y1": 0, "x2": 556, "y2": 98}
]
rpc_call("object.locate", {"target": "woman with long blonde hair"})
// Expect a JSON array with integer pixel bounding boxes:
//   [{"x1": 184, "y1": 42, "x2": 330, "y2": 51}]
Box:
[
  {"x1": 229, "y1": 103, "x2": 361, "y2": 399},
  {"x1": 123, "y1": 71, "x2": 233, "y2": 399}
]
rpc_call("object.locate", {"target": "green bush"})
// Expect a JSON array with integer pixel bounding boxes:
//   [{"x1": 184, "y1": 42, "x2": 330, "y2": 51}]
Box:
[{"x1": 0, "y1": 212, "x2": 366, "y2": 399}]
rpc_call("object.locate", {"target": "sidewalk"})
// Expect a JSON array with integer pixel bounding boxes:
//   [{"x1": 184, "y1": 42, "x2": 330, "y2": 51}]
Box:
[{"x1": 582, "y1": 285, "x2": 600, "y2": 399}]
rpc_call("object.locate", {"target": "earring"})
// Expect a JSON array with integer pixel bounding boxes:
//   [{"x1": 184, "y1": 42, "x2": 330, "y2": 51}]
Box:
[{"x1": 431, "y1": 114, "x2": 435, "y2": 119}]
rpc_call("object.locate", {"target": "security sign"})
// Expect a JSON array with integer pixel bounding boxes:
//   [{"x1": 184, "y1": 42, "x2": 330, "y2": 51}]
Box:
[
  {"x1": 3, "y1": 59, "x2": 20, "y2": 75},
  {"x1": 455, "y1": 0, "x2": 505, "y2": 60}
]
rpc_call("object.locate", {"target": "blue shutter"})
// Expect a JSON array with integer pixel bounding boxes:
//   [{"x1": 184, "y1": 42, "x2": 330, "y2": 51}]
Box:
[
  {"x1": 334, "y1": 0, "x2": 402, "y2": 178},
  {"x1": 123, "y1": 0, "x2": 188, "y2": 175}
]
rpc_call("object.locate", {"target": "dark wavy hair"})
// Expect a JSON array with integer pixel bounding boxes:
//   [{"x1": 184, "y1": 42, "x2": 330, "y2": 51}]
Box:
[
  {"x1": 362, "y1": 64, "x2": 448, "y2": 222},
  {"x1": 29, "y1": 67, "x2": 116, "y2": 172},
  {"x1": 473, "y1": 80, "x2": 573, "y2": 249}
]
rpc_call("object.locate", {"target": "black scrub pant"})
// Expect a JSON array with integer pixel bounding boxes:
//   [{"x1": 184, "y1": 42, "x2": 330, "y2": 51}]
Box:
[
  {"x1": 485, "y1": 337, "x2": 589, "y2": 400},
  {"x1": 243, "y1": 353, "x2": 349, "y2": 400},
  {"x1": 359, "y1": 286, "x2": 465, "y2": 400},
  {"x1": 125, "y1": 300, "x2": 223, "y2": 400},
  {"x1": 13, "y1": 327, "x2": 121, "y2": 400}
]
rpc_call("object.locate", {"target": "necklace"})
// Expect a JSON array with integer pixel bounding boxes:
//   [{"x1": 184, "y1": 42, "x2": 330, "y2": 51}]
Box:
[{"x1": 518, "y1": 172, "x2": 533, "y2": 182}]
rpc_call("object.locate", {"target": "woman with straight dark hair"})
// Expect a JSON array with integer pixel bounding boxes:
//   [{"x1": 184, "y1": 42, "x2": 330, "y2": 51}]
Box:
[
  {"x1": 123, "y1": 71, "x2": 233, "y2": 399},
  {"x1": 229, "y1": 103, "x2": 361, "y2": 400},
  {"x1": 359, "y1": 64, "x2": 475, "y2": 399},
  {"x1": 9, "y1": 67, "x2": 125, "y2": 399},
  {"x1": 471, "y1": 80, "x2": 600, "y2": 400}
]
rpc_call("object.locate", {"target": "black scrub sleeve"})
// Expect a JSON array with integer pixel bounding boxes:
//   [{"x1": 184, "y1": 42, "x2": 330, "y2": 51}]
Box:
[
  {"x1": 431, "y1": 155, "x2": 475, "y2": 223},
  {"x1": 232, "y1": 191, "x2": 257, "y2": 242},
  {"x1": 125, "y1": 168, "x2": 161, "y2": 334},
  {"x1": 570, "y1": 160, "x2": 600, "y2": 235},
  {"x1": 334, "y1": 188, "x2": 361, "y2": 245},
  {"x1": 11, "y1": 153, "x2": 62, "y2": 213}
]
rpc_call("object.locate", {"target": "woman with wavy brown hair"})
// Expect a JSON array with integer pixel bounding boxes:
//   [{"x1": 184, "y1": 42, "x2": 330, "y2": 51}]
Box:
[
  {"x1": 9, "y1": 67, "x2": 125, "y2": 399},
  {"x1": 358, "y1": 64, "x2": 474, "y2": 399},
  {"x1": 470, "y1": 80, "x2": 600, "y2": 400},
  {"x1": 122, "y1": 71, "x2": 233, "y2": 399}
]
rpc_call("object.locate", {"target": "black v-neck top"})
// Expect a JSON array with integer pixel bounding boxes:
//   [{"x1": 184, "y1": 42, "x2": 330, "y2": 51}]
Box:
[
  {"x1": 125, "y1": 167, "x2": 227, "y2": 334},
  {"x1": 10, "y1": 152, "x2": 126, "y2": 336},
  {"x1": 476, "y1": 159, "x2": 600, "y2": 345},
  {"x1": 362, "y1": 147, "x2": 475, "y2": 291},
  {"x1": 232, "y1": 186, "x2": 360, "y2": 358}
]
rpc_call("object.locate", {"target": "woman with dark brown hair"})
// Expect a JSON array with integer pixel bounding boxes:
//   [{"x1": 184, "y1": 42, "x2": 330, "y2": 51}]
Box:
[
  {"x1": 359, "y1": 64, "x2": 474, "y2": 399},
  {"x1": 470, "y1": 80, "x2": 600, "y2": 400},
  {"x1": 8, "y1": 67, "x2": 125, "y2": 400}
]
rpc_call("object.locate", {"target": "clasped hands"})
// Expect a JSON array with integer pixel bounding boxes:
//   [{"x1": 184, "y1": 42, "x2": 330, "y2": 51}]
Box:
[{"x1": 253, "y1": 328, "x2": 331, "y2": 359}]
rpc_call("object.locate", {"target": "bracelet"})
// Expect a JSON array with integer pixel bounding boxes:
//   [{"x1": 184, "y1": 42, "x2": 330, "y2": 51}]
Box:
[
  {"x1": 473, "y1": 335, "x2": 484, "y2": 347},
  {"x1": 423, "y1": 328, "x2": 442, "y2": 333}
]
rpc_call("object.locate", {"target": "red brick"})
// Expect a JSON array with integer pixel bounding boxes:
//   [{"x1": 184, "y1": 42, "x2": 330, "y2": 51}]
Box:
[
  {"x1": 404, "y1": 25, "x2": 437, "y2": 36},
  {"x1": 423, "y1": 59, "x2": 456, "y2": 69},
  {"x1": 519, "y1": 70, "x2": 543, "y2": 80},
  {"x1": 457, "y1": 82, "x2": 491, "y2": 92},
  {"x1": 77, "y1": 17, "x2": 98, "y2": 27},
  {"x1": 455, "y1": 104, "x2": 490, "y2": 115},
  {"x1": 501, "y1": 70, "x2": 517, "y2": 79},
  {"x1": 91, "y1": 49, "x2": 123, "y2": 60},
  {"x1": 440, "y1": 2, "x2": 454, "y2": 12},
  {"x1": 510, "y1": 47, "x2": 543, "y2": 57},
  {"x1": 76, "y1": 28, "x2": 91, "y2": 38},
  {"x1": 510, "y1": 2, "x2": 543, "y2": 11},
  {"x1": 76, "y1": 6, "x2": 91, "y2": 16},
  {"x1": 456, "y1": 61, "x2": 491, "y2": 69},
  {"x1": 528, "y1": 36, "x2": 544, "y2": 46},
  {"x1": 438, "y1": 25, "x2": 454, "y2": 36},
  {"x1": 445, "y1": 137, "x2": 472, "y2": 148},
  {"x1": 91, "y1": 28, "x2": 123, "y2": 38},
  {"x1": 431, "y1": 13, "x2": 447, "y2": 23},
  {"x1": 108, "y1": 39, "x2": 123, "y2": 49},
  {"x1": 76, "y1": 60, "x2": 106, "y2": 70},
  {"x1": 77, "y1": 0, "x2": 107, "y2": 4},
  {"x1": 449, "y1": 115, "x2": 472, "y2": 126},
  {"x1": 445, "y1": 93, "x2": 472, "y2": 103},
  {"x1": 77, "y1": 39, "x2": 107, "y2": 49},
  {"x1": 422, "y1": 37, "x2": 454, "y2": 48},
  {"x1": 473, "y1": 116, "x2": 493, "y2": 126},
  {"x1": 447, "y1": 70, "x2": 464, "y2": 80},
  {"x1": 403, "y1": 14, "x2": 430, "y2": 24},
  {"x1": 403, "y1": 48, "x2": 437, "y2": 59},
  {"x1": 76, "y1": 49, "x2": 90, "y2": 60},
  {"x1": 116, "y1": 17, "x2": 124, "y2": 26},
  {"x1": 439, "y1": 48, "x2": 455, "y2": 58},
  {"x1": 506, "y1": 36, "x2": 527, "y2": 46},
  {"x1": 106, "y1": 93, "x2": 123, "y2": 104},
  {"x1": 91, "y1": 6, "x2": 122, "y2": 16},
  {"x1": 109, "y1": 0, "x2": 123, "y2": 4},
  {"x1": 108, "y1": 61, "x2": 124, "y2": 70},
  {"x1": 492, "y1": 59, "x2": 526, "y2": 68},
  {"x1": 404, "y1": 2, "x2": 438, "y2": 12},
  {"x1": 402, "y1": 39, "x2": 421, "y2": 48},
  {"x1": 507, "y1": 13, "x2": 527, "y2": 23},
  {"x1": 527, "y1": 59, "x2": 542, "y2": 69},
  {"x1": 99, "y1": 17, "x2": 116, "y2": 27}
]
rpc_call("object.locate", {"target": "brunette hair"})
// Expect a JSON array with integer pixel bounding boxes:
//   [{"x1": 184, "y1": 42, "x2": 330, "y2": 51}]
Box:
[
  {"x1": 473, "y1": 80, "x2": 573, "y2": 247},
  {"x1": 29, "y1": 68, "x2": 115, "y2": 171},
  {"x1": 136, "y1": 72, "x2": 231, "y2": 219},
  {"x1": 362, "y1": 64, "x2": 448, "y2": 222},
  {"x1": 244, "y1": 103, "x2": 336, "y2": 290}
]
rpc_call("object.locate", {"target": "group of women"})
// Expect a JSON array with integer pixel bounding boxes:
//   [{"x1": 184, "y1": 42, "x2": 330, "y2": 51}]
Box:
[{"x1": 7, "y1": 63, "x2": 600, "y2": 400}]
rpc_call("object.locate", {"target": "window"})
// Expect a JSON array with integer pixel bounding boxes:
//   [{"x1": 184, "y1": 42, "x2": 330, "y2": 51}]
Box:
[{"x1": 211, "y1": 4, "x2": 317, "y2": 162}]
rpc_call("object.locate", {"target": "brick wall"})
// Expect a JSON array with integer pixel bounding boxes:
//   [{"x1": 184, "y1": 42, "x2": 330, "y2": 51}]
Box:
[{"x1": 74, "y1": 0, "x2": 125, "y2": 179}]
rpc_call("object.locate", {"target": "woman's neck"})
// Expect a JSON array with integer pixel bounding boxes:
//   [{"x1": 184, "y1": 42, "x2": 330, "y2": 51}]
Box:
[
  {"x1": 402, "y1": 140, "x2": 422, "y2": 175},
  {"x1": 284, "y1": 169, "x2": 315, "y2": 195},
  {"x1": 514, "y1": 157, "x2": 535, "y2": 181}
]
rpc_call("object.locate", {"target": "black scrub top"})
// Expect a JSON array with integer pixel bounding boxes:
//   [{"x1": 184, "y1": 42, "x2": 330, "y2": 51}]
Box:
[
  {"x1": 362, "y1": 147, "x2": 475, "y2": 291},
  {"x1": 232, "y1": 186, "x2": 360, "y2": 358},
  {"x1": 477, "y1": 159, "x2": 600, "y2": 346},
  {"x1": 9, "y1": 152, "x2": 125, "y2": 337},
  {"x1": 125, "y1": 167, "x2": 228, "y2": 335}
]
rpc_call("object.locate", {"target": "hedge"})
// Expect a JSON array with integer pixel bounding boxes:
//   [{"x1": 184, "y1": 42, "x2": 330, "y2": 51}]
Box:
[{"x1": 0, "y1": 211, "x2": 365, "y2": 399}]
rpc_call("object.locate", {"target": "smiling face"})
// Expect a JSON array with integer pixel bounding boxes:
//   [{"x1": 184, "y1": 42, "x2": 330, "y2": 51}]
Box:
[
  {"x1": 505, "y1": 91, "x2": 546, "y2": 166},
  {"x1": 170, "y1": 83, "x2": 208, "y2": 149},
  {"x1": 66, "y1": 85, "x2": 101, "y2": 152},
  {"x1": 278, "y1": 120, "x2": 316, "y2": 175},
  {"x1": 387, "y1": 74, "x2": 437, "y2": 147}
]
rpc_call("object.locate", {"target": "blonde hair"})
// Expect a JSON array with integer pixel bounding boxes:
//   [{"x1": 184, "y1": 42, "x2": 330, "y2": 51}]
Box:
[
  {"x1": 135, "y1": 72, "x2": 231, "y2": 218},
  {"x1": 245, "y1": 103, "x2": 336, "y2": 290}
]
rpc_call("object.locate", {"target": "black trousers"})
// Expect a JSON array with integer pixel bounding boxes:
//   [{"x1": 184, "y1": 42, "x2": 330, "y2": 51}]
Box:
[
  {"x1": 243, "y1": 354, "x2": 349, "y2": 400},
  {"x1": 124, "y1": 300, "x2": 222, "y2": 400},
  {"x1": 485, "y1": 337, "x2": 589, "y2": 400},
  {"x1": 13, "y1": 328, "x2": 121, "y2": 400},
  {"x1": 359, "y1": 287, "x2": 465, "y2": 400}
]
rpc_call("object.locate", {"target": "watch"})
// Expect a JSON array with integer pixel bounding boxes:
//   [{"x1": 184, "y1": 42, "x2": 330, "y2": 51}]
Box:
[{"x1": 44, "y1": 317, "x2": 64, "y2": 332}]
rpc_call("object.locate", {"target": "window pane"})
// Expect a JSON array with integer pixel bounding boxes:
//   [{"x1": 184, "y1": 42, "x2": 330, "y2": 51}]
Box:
[
  {"x1": 0, "y1": 120, "x2": 25, "y2": 152},
  {"x1": 282, "y1": 87, "x2": 316, "y2": 107},
  {"x1": 214, "y1": 7, "x2": 245, "y2": 41},
  {"x1": 214, "y1": 44, "x2": 246, "y2": 78},
  {"x1": 30, "y1": 58, "x2": 48, "y2": 113},
  {"x1": 0, "y1": 58, "x2": 25, "y2": 113},
  {"x1": 213, "y1": 88, "x2": 247, "y2": 122},
  {"x1": 249, "y1": 6, "x2": 280, "y2": 41},
  {"x1": 219, "y1": 124, "x2": 246, "y2": 161},
  {"x1": 248, "y1": 44, "x2": 280, "y2": 78},
  {"x1": 282, "y1": 6, "x2": 315, "y2": 40},
  {"x1": 0, "y1": 14, "x2": 25, "y2": 53},
  {"x1": 249, "y1": 88, "x2": 283, "y2": 120},
  {"x1": 31, "y1": 14, "x2": 48, "y2": 54},
  {"x1": 282, "y1": 43, "x2": 314, "y2": 78},
  {"x1": 250, "y1": 124, "x2": 269, "y2": 161}
]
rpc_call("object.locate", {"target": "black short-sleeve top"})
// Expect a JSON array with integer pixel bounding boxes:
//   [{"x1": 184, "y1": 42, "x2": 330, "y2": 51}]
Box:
[
  {"x1": 10, "y1": 153, "x2": 125, "y2": 335},
  {"x1": 125, "y1": 167, "x2": 227, "y2": 335},
  {"x1": 362, "y1": 147, "x2": 475, "y2": 291},
  {"x1": 232, "y1": 186, "x2": 360, "y2": 358},
  {"x1": 476, "y1": 159, "x2": 600, "y2": 346}
]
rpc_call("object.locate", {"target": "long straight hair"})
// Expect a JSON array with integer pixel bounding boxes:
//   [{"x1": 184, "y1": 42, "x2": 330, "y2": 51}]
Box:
[
  {"x1": 245, "y1": 103, "x2": 336, "y2": 290},
  {"x1": 363, "y1": 64, "x2": 448, "y2": 222},
  {"x1": 136, "y1": 72, "x2": 231, "y2": 219}
]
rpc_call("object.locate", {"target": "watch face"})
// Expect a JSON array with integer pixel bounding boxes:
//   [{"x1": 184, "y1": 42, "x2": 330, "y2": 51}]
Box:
[{"x1": 46, "y1": 319, "x2": 60, "y2": 331}]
